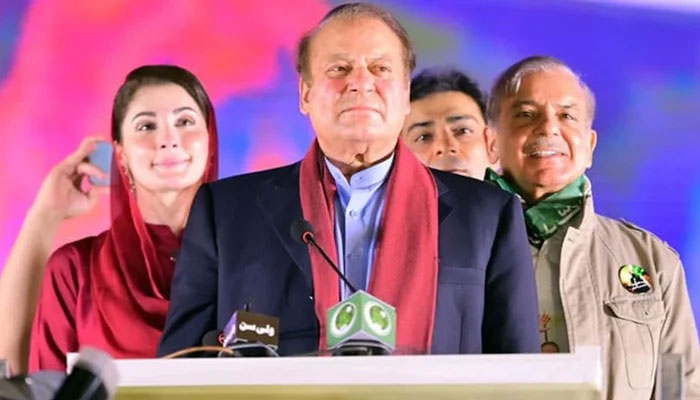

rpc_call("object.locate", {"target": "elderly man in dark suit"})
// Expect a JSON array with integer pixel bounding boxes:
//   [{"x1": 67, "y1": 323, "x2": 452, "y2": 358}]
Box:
[{"x1": 158, "y1": 3, "x2": 539, "y2": 357}]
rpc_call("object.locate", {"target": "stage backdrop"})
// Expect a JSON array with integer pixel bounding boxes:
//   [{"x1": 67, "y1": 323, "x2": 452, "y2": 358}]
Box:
[{"x1": 1, "y1": 0, "x2": 699, "y2": 328}]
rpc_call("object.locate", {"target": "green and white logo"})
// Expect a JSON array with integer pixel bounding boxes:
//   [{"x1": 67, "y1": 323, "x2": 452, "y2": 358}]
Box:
[
  {"x1": 330, "y1": 302, "x2": 357, "y2": 336},
  {"x1": 363, "y1": 300, "x2": 391, "y2": 336},
  {"x1": 326, "y1": 291, "x2": 396, "y2": 350}
]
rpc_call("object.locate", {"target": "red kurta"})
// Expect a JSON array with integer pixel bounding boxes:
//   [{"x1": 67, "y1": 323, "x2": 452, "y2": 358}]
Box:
[{"x1": 29, "y1": 224, "x2": 179, "y2": 371}]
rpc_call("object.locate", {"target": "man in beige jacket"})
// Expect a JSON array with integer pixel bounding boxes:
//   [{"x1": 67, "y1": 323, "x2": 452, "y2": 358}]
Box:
[{"x1": 486, "y1": 55, "x2": 699, "y2": 399}]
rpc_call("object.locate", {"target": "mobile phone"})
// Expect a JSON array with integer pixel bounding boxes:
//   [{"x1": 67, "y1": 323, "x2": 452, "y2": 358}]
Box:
[{"x1": 88, "y1": 141, "x2": 113, "y2": 186}]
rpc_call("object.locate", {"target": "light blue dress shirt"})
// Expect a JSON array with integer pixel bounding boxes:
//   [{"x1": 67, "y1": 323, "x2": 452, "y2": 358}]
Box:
[{"x1": 324, "y1": 155, "x2": 394, "y2": 299}]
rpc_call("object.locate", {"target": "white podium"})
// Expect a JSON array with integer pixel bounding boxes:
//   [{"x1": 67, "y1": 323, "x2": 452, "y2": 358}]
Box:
[{"x1": 70, "y1": 347, "x2": 602, "y2": 399}]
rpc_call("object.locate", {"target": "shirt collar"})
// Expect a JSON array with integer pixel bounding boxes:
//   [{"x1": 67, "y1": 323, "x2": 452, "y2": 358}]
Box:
[{"x1": 324, "y1": 153, "x2": 394, "y2": 195}]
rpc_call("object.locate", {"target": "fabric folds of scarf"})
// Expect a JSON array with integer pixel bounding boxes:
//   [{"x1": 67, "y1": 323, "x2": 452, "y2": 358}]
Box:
[{"x1": 299, "y1": 140, "x2": 438, "y2": 354}]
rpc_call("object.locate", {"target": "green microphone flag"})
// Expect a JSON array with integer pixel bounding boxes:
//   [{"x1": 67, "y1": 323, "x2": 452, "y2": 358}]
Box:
[{"x1": 326, "y1": 290, "x2": 396, "y2": 351}]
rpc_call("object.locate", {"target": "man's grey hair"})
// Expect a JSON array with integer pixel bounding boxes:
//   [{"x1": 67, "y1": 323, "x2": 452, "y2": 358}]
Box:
[
  {"x1": 296, "y1": 2, "x2": 416, "y2": 84},
  {"x1": 486, "y1": 56, "x2": 596, "y2": 127}
]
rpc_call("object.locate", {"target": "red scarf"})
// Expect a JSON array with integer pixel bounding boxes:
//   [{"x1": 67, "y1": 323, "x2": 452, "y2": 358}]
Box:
[
  {"x1": 87, "y1": 112, "x2": 219, "y2": 358},
  {"x1": 299, "y1": 140, "x2": 438, "y2": 354}
]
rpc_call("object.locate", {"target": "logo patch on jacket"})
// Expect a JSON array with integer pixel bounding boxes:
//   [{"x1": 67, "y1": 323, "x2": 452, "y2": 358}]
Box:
[{"x1": 618, "y1": 264, "x2": 652, "y2": 294}]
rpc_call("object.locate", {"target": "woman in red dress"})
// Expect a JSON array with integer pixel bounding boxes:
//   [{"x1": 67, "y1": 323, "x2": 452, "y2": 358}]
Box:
[{"x1": 0, "y1": 65, "x2": 218, "y2": 373}]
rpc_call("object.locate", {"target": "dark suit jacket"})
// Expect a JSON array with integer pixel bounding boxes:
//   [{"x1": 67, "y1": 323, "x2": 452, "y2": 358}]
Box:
[{"x1": 158, "y1": 163, "x2": 540, "y2": 356}]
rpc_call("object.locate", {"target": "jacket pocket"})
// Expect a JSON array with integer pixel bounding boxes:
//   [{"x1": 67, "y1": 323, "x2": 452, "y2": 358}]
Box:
[{"x1": 605, "y1": 297, "x2": 665, "y2": 390}]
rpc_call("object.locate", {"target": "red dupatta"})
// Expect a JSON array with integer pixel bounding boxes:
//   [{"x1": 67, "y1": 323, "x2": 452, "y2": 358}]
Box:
[{"x1": 86, "y1": 110, "x2": 219, "y2": 358}]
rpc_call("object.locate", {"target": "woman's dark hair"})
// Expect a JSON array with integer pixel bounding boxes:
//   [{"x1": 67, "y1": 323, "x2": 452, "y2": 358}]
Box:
[{"x1": 111, "y1": 65, "x2": 214, "y2": 142}]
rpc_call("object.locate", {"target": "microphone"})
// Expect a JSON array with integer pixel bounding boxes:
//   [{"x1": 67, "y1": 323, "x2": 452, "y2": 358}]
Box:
[
  {"x1": 290, "y1": 219, "x2": 396, "y2": 356},
  {"x1": 218, "y1": 306, "x2": 279, "y2": 357},
  {"x1": 0, "y1": 348, "x2": 118, "y2": 400},
  {"x1": 52, "y1": 347, "x2": 118, "y2": 400},
  {"x1": 290, "y1": 220, "x2": 358, "y2": 293},
  {"x1": 201, "y1": 330, "x2": 224, "y2": 347},
  {"x1": 0, "y1": 371, "x2": 64, "y2": 400},
  {"x1": 222, "y1": 307, "x2": 279, "y2": 349}
]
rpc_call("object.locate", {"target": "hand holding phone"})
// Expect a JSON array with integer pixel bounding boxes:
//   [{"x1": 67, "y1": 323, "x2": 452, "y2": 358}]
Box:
[{"x1": 87, "y1": 141, "x2": 113, "y2": 186}]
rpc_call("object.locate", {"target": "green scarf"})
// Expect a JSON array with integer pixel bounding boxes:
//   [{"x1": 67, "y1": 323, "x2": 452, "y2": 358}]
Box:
[{"x1": 485, "y1": 168, "x2": 589, "y2": 248}]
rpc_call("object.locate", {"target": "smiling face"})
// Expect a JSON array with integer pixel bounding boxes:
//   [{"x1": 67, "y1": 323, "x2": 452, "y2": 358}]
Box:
[
  {"x1": 116, "y1": 83, "x2": 209, "y2": 195},
  {"x1": 402, "y1": 90, "x2": 494, "y2": 179},
  {"x1": 495, "y1": 68, "x2": 597, "y2": 202},
  {"x1": 299, "y1": 16, "x2": 410, "y2": 168}
]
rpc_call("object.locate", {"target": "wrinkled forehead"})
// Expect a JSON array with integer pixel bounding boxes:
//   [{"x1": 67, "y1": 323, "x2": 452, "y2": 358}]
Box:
[
  {"x1": 508, "y1": 68, "x2": 586, "y2": 104},
  {"x1": 505, "y1": 67, "x2": 595, "y2": 126},
  {"x1": 309, "y1": 16, "x2": 404, "y2": 65}
]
